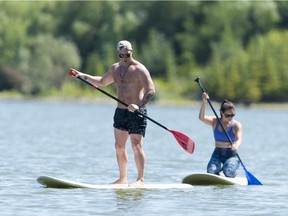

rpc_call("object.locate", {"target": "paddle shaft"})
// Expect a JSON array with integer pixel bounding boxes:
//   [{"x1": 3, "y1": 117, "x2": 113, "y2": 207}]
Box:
[
  {"x1": 74, "y1": 74, "x2": 170, "y2": 131},
  {"x1": 194, "y1": 77, "x2": 243, "y2": 164}
]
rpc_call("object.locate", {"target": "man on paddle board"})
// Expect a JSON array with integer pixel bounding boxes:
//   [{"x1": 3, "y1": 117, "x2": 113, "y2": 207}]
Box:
[
  {"x1": 199, "y1": 93, "x2": 242, "y2": 177},
  {"x1": 71, "y1": 40, "x2": 155, "y2": 186}
]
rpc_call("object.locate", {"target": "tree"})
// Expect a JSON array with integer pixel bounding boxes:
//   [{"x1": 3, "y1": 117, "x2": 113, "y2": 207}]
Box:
[{"x1": 17, "y1": 35, "x2": 81, "y2": 95}]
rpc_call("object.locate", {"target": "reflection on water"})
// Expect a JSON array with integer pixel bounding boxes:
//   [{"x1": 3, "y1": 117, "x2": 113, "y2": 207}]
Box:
[{"x1": 114, "y1": 189, "x2": 145, "y2": 201}]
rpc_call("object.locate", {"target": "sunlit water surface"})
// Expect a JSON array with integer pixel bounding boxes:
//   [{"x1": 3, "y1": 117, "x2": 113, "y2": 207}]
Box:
[{"x1": 0, "y1": 100, "x2": 287, "y2": 215}]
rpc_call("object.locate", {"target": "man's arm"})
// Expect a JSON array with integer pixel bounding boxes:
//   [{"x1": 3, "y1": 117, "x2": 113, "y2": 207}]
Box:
[
  {"x1": 71, "y1": 67, "x2": 114, "y2": 87},
  {"x1": 137, "y1": 66, "x2": 155, "y2": 108}
]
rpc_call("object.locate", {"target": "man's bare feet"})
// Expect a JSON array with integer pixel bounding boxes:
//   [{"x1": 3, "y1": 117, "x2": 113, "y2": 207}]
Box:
[
  {"x1": 128, "y1": 178, "x2": 144, "y2": 187},
  {"x1": 111, "y1": 178, "x2": 128, "y2": 184}
]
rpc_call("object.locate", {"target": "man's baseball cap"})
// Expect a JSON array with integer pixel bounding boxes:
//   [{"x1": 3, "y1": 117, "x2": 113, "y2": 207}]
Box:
[{"x1": 117, "y1": 40, "x2": 133, "y2": 51}]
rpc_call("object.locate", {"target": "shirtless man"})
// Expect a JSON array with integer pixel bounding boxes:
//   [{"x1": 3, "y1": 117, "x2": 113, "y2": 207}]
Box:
[{"x1": 71, "y1": 40, "x2": 155, "y2": 185}]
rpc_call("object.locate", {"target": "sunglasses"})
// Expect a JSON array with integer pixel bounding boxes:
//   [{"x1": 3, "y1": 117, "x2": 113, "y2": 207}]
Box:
[
  {"x1": 224, "y1": 113, "x2": 235, "y2": 118},
  {"x1": 118, "y1": 53, "x2": 131, "y2": 58}
]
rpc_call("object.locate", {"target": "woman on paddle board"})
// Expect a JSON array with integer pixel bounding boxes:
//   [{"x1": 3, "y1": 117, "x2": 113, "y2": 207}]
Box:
[
  {"x1": 199, "y1": 93, "x2": 242, "y2": 177},
  {"x1": 70, "y1": 40, "x2": 155, "y2": 186}
]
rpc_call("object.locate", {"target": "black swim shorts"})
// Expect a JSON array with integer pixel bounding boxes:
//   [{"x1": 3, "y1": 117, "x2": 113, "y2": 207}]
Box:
[{"x1": 113, "y1": 107, "x2": 147, "y2": 137}]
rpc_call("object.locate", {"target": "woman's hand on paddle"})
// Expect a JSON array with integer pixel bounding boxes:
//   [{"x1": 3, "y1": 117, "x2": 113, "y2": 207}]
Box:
[
  {"x1": 231, "y1": 140, "x2": 240, "y2": 151},
  {"x1": 202, "y1": 92, "x2": 209, "y2": 103}
]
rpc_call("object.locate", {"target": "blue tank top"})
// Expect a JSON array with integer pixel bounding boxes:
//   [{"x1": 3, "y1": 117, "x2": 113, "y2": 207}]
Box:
[{"x1": 213, "y1": 121, "x2": 236, "y2": 142}]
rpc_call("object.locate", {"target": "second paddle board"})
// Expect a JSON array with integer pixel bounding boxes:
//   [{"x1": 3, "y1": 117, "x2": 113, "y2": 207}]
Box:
[{"x1": 182, "y1": 173, "x2": 247, "y2": 186}]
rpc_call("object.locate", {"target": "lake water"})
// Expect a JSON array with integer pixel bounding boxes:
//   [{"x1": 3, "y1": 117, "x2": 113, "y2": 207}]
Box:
[{"x1": 0, "y1": 100, "x2": 287, "y2": 216}]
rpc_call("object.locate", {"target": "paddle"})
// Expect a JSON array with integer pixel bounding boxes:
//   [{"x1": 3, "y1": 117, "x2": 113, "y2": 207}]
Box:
[
  {"x1": 194, "y1": 77, "x2": 262, "y2": 185},
  {"x1": 68, "y1": 69, "x2": 195, "y2": 154}
]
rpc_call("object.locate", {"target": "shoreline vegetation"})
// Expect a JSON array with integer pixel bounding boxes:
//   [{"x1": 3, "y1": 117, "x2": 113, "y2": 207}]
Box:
[
  {"x1": 2, "y1": 2, "x2": 288, "y2": 105},
  {"x1": 1, "y1": 91, "x2": 288, "y2": 110}
]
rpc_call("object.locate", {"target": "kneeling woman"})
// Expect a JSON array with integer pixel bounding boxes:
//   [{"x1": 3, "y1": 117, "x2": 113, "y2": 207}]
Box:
[{"x1": 199, "y1": 92, "x2": 242, "y2": 178}]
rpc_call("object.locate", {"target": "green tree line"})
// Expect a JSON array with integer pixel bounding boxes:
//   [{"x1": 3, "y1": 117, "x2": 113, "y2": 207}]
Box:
[{"x1": 1, "y1": 0, "x2": 288, "y2": 104}]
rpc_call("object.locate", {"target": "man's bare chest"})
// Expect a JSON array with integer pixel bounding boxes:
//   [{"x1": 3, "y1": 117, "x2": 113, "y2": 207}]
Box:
[{"x1": 114, "y1": 67, "x2": 140, "y2": 84}]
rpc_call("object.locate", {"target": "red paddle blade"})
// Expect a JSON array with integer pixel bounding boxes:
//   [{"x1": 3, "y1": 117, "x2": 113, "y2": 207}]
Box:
[{"x1": 169, "y1": 130, "x2": 195, "y2": 154}]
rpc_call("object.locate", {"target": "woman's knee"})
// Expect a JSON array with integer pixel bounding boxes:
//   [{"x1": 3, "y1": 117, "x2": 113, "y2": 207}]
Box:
[
  {"x1": 223, "y1": 160, "x2": 239, "y2": 177},
  {"x1": 223, "y1": 167, "x2": 237, "y2": 177},
  {"x1": 207, "y1": 164, "x2": 221, "y2": 175},
  {"x1": 207, "y1": 157, "x2": 221, "y2": 175}
]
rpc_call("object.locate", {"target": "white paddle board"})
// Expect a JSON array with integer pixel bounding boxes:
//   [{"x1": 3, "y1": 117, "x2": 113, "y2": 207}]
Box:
[
  {"x1": 37, "y1": 176, "x2": 193, "y2": 189},
  {"x1": 182, "y1": 173, "x2": 248, "y2": 186}
]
